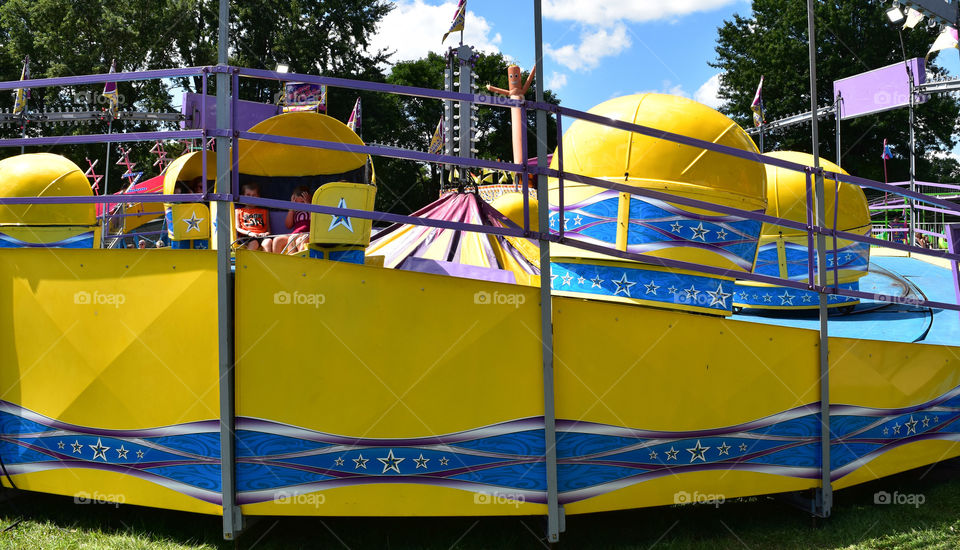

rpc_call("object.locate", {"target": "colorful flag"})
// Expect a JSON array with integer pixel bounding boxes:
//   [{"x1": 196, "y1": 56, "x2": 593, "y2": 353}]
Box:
[
  {"x1": 927, "y1": 27, "x2": 959, "y2": 62},
  {"x1": 881, "y1": 139, "x2": 893, "y2": 160},
  {"x1": 12, "y1": 56, "x2": 30, "y2": 116},
  {"x1": 750, "y1": 76, "x2": 765, "y2": 128},
  {"x1": 428, "y1": 119, "x2": 445, "y2": 155},
  {"x1": 347, "y1": 97, "x2": 362, "y2": 135},
  {"x1": 442, "y1": 0, "x2": 466, "y2": 44},
  {"x1": 102, "y1": 59, "x2": 119, "y2": 118},
  {"x1": 903, "y1": 8, "x2": 924, "y2": 29}
]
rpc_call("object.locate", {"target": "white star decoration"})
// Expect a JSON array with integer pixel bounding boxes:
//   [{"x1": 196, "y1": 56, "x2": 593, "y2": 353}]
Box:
[
  {"x1": 801, "y1": 294, "x2": 814, "y2": 303},
  {"x1": 648, "y1": 450, "x2": 658, "y2": 460},
  {"x1": 682, "y1": 285, "x2": 700, "y2": 300},
  {"x1": 576, "y1": 276, "x2": 586, "y2": 285},
  {"x1": 573, "y1": 215, "x2": 583, "y2": 226},
  {"x1": 414, "y1": 454, "x2": 430, "y2": 469},
  {"x1": 612, "y1": 273, "x2": 636, "y2": 297},
  {"x1": 762, "y1": 294, "x2": 773, "y2": 303},
  {"x1": 57, "y1": 441, "x2": 65, "y2": 450},
  {"x1": 706, "y1": 284, "x2": 731, "y2": 308},
  {"x1": 116, "y1": 445, "x2": 129, "y2": 459},
  {"x1": 670, "y1": 221, "x2": 683, "y2": 234},
  {"x1": 439, "y1": 456, "x2": 449, "y2": 466},
  {"x1": 590, "y1": 275, "x2": 604, "y2": 288},
  {"x1": 715, "y1": 228, "x2": 728, "y2": 240},
  {"x1": 89, "y1": 438, "x2": 110, "y2": 461},
  {"x1": 644, "y1": 280, "x2": 660, "y2": 295},
  {"x1": 182, "y1": 212, "x2": 203, "y2": 233},
  {"x1": 690, "y1": 222, "x2": 710, "y2": 241},
  {"x1": 378, "y1": 449, "x2": 404, "y2": 473},
  {"x1": 739, "y1": 443, "x2": 748, "y2": 452},
  {"x1": 665, "y1": 447, "x2": 679, "y2": 461},
  {"x1": 717, "y1": 442, "x2": 731, "y2": 456},
  {"x1": 892, "y1": 423, "x2": 901, "y2": 435},
  {"x1": 667, "y1": 286, "x2": 678, "y2": 295},
  {"x1": 686, "y1": 440, "x2": 710, "y2": 462},
  {"x1": 905, "y1": 416, "x2": 918, "y2": 435},
  {"x1": 353, "y1": 454, "x2": 369, "y2": 469},
  {"x1": 328, "y1": 197, "x2": 354, "y2": 232},
  {"x1": 922, "y1": 416, "x2": 930, "y2": 428},
  {"x1": 779, "y1": 291, "x2": 795, "y2": 306},
  {"x1": 561, "y1": 273, "x2": 573, "y2": 286},
  {"x1": 136, "y1": 449, "x2": 144, "y2": 459},
  {"x1": 334, "y1": 457, "x2": 344, "y2": 466}
]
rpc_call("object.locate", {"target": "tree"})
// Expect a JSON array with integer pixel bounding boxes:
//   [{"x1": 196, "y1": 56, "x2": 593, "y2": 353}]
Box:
[{"x1": 712, "y1": 0, "x2": 960, "y2": 187}]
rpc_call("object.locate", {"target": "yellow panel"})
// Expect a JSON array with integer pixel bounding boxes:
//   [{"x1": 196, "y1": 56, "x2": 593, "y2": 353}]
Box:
[
  {"x1": 0, "y1": 153, "x2": 94, "y2": 226},
  {"x1": 238, "y1": 112, "x2": 368, "y2": 177},
  {"x1": 833, "y1": 439, "x2": 960, "y2": 490},
  {"x1": 309, "y1": 182, "x2": 376, "y2": 246},
  {"x1": 166, "y1": 203, "x2": 211, "y2": 241},
  {"x1": 0, "y1": 249, "x2": 219, "y2": 428}
]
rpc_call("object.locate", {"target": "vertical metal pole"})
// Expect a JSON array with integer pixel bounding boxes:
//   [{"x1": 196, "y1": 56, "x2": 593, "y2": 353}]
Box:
[
  {"x1": 534, "y1": 0, "x2": 561, "y2": 542},
  {"x1": 216, "y1": 0, "x2": 241, "y2": 540},
  {"x1": 834, "y1": 95, "x2": 841, "y2": 168},
  {"x1": 444, "y1": 53, "x2": 455, "y2": 189},
  {"x1": 908, "y1": 80, "x2": 916, "y2": 250},
  {"x1": 806, "y1": 0, "x2": 832, "y2": 519},
  {"x1": 201, "y1": 71, "x2": 208, "y2": 196},
  {"x1": 103, "y1": 120, "x2": 113, "y2": 247},
  {"x1": 521, "y1": 104, "x2": 530, "y2": 233},
  {"x1": 759, "y1": 125, "x2": 764, "y2": 154}
]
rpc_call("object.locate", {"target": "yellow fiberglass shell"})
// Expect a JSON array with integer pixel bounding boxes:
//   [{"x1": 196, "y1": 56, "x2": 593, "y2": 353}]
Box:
[
  {"x1": 0, "y1": 153, "x2": 94, "y2": 226},
  {"x1": 548, "y1": 93, "x2": 765, "y2": 211},
  {"x1": 490, "y1": 192, "x2": 538, "y2": 231},
  {"x1": 237, "y1": 112, "x2": 368, "y2": 177},
  {"x1": 162, "y1": 151, "x2": 219, "y2": 195}
]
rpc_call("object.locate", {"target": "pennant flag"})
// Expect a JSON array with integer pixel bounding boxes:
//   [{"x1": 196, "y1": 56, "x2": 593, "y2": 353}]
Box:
[
  {"x1": 750, "y1": 76, "x2": 765, "y2": 128},
  {"x1": 12, "y1": 56, "x2": 30, "y2": 116},
  {"x1": 442, "y1": 0, "x2": 466, "y2": 44},
  {"x1": 347, "y1": 97, "x2": 362, "y2": 135},
  {"x1": 428, "y1": 119, "x2": 445, "y2": 155},
  {"x1": 903, "y1": 8, "x2": 924, "y2": 29},
  {"x1": 927, "y1": 27, "x2": 959, "y2": 61},
  {"x1": 102, "y1": 59, "x2": 119, "y2": 118},
  {"x1": 881, "y1": 139, "x2": 893, "y2": 160}
]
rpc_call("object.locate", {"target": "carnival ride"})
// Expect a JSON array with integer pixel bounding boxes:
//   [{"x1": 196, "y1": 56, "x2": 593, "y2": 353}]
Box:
[{"x1": 0, "y1": 18, "x2": 959, "y2": 548}]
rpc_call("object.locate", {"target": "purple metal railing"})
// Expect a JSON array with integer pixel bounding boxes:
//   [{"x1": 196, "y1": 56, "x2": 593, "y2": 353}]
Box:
[{"x1": 2, "y1": 65, "x2": 960, "y2": 314}]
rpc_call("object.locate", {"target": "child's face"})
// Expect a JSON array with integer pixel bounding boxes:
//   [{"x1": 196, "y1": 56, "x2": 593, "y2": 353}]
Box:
[
  {"x1": 243, "y1": 187, "x2": 260, "y2": 197},
  {"x1": 292, "y1": 191, "x2": 309, "y2": 203}
]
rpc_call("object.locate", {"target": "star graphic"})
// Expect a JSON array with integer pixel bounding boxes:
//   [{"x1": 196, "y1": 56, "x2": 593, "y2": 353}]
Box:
[
  {"x1": 801, "y1": 294, "x2": 814, "y2": 303},
  {"x1": 690, "y1": 222, "x2": 710, "y2": 241},
  {"x1": 353, "y1": 454, "x2": 369, "y2": 470},
  {"x1": 590, "y1": 275, "x2": 604, "y2": 288},
  {"x1": 762, "y1": 294, "x2": 773, "y2": 303},
  {"x1": 670, "y1": 221, "x2": 683, "y2": 234},
  {"x1": 739, "y1": 443, "x2": 748, "y2": 452},
  {"x1": 883, "y1": 427, "x2": 889, "y2": 436},
  {"x1": 644, "y1": 280, "x2": 660, "y2": 295},
  {"x1": 116, "y1": 445, "x2": 129, "y2": 460},
  {"x1": 667, "y1": 286, "x2": 678, "y2": 295},
  {"x1": 779, "y1": 291, "x2": 795, "y2": 306},
  {"x1": 922, "y1": 416, "x2": 930, "y2": 428},
  {"x1": 665, "y1": 447, "x2": 679, "y2": 461},
  {"x1": 439, "y1": 456, "x2": 450, "y2": 466},
  {"x1": 328, "y1": 198, "x2": 354, "y2": 232},
  {"x1": 89, "y1": 438, "x2": 110, "y2": 462},
  {"x1": 706, "y1": 284, "x2": 732, "y2": 308},
  {"x1": 573, "y1": 215, "x2": 583, "y2": 226},
  {"x1": 682, "y1": 285, "x2": 700, "y2": 300},
  {"x1": 550, "y1": 274, "x2": 558, "y2": 285},
  {"x1": 892, "y1": 423, "x2": 901, "y2": 435},
  {"x1": 905, "y1": 416, "x2": 918, "y2": 435},
  {"x1": 136, "y1": 449, "x2": 144, "y2": 459},
  {"x1": 752, "y1": 293, "x2": 760, "y2": 300},
  {"x1": 686, "y1": 440, "x2": 711, "y2": 463},
  {"x1": 717, "y1": 442, "x2": 731, "y2": 456},
  {"x1": 715, "y1": 228, "x2": 728, "y2": 240},
  {"x1": 57, "y1": 441, "x2": 65, "y2": 450},
  {"x1": 934, "y1": 416, "x2": 939, "y2": 423},
  {"x1": 577, "y1": 276, "x2": 586, "y2": 285},
  {"x1": 334, "y1": 457, "x2": 345, "y2": 467},
  {"x1": 182, "y1": 212, "x2": 204, "y2": 233},
  {"x1": 414, "y1": 454, "x2": 430, "y2": 469},
  {"x1": 649, "y1": 449, "x2": 658, "y2": 460},
  {"x1": 612, "y1": 273, "x2": 636, "y2": 297},
  {"x1": 378, "y1": 450, "x2": 405, "y2": 473},
  {"x1": 561, "y1": 273, "x2": 573, "y2": 286}
]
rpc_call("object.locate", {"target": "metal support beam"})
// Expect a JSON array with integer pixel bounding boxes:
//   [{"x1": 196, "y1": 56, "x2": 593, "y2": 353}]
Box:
[
  {"x1": 807, "y1": 0, "x2": 832, "y2": 519},
  {"x1": 215, "y1": 0, "x2": 242, "y2": 540},
  {"x1": 534, "y1": 0, "x2": 562, "y2": 543}
]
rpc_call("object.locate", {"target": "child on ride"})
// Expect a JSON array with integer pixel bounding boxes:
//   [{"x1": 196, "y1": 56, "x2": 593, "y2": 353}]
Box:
[
  {"x1": 273, "y1": 186, "x2": 312, "y2": 254},
  {"x1": 236, "y1": 182, "x2": 274, "y2": 252}
]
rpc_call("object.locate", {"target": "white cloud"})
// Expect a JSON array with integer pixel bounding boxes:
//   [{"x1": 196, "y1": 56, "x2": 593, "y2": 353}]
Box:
[
  {"x1": 542, "y1": 0, "x2": 740, "y2": 26},
  {"x1": 547, "y1": 71, "x2": 568, "y2": 90},
  {"x1": 694, "y1": 73, "x2": 726, "y2": 109},
  {"x1": 370, "y1": 0, "x2": 502, "y2": 65},
  {"x1": 545, "y1": 24, "x2": 631, "y2": 72}
]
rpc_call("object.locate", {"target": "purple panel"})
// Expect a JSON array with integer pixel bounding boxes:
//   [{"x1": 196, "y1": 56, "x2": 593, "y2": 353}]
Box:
[
  {"x1": 180, "y1": 93, "x2": 279, "y2": 131},
  {"x1": 833, "y1": 58, "x2": 927, "y2": 120},
  {"x1": 948, "y1": 224, "x2": 960, "y2": 319},
  {"x1": 397, "y1": 257, "x2": 517, "y2": 285}
]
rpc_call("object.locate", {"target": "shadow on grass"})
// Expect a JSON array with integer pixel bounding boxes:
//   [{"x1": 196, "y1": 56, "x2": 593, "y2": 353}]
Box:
[{"x1": 0, "y1": 459, "x2": 958, "y2": 549}]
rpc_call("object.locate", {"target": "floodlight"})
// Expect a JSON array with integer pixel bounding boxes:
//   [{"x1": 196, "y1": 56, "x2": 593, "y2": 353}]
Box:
[
  {"x1": 886, "y1": 5, "x2": 906, "y2": 23},
  {"x1": 275, "y1": 63, "x2": 290, "y2": 73}
]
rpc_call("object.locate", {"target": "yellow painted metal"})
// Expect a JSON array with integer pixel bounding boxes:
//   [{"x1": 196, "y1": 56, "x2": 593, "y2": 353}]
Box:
[
  {"x1": 489, "y1": 192, "x2": 538, "y2": 231},
  {"x1": 238, "y1": 112, "x2": 368, "y2": 177},
  {"x1": 0, "y1": 153, "x2": 95, "y2": 226},
  {"x1": 616, "y1": 192, "x2": 630, "y2": 250},
  {"x1": 0, "y1": 249, "x2": 219, "y2": 513},
  {"x1": 234, "y1": 250, "x2": 545, "y2": 516},
  {"x1": 308, "y1": 182, "x2": 376, "y2": 246},
  {"x1": 167, "y1": 203, "x2": 211, "y2": 241},
  {"x1": 162, "y1": 151, "x2": 219, "y2": 195},
  {"x1": 0, "y1": 225, "x2": 101, "y2": 249}
]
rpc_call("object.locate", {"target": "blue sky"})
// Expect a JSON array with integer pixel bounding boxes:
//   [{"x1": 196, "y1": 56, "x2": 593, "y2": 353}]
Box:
[{"x1": 373, "y1": 0, "x2": 960, "y2": 117}]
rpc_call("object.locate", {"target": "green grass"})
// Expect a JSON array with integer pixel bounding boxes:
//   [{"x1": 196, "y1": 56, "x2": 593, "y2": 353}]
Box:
[{"x1": 0, "y1": 461, "x2": 959, "y2": 549}]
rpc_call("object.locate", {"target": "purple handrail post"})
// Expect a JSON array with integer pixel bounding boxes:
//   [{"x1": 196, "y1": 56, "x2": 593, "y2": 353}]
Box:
[
  {"x1": 948, "y1": 224, "x2": 960, "y2": 324},
  {"x1": 805, "y1": 170, "x2": 816, "y2": 289},
  {"x1": 557, "y1": 111, "x2": 564, "y2": 241},
  {"x1": 521, "y1": 103, "x2": 530, "y2": 234},
  {"x1": 831, "y1": 180, "x2": 840, "y2": 289},
  {"x1": 201, "y1": 69, "x2": 208, "y2": 197},
  {"x1": 231, "y1": 69, "x2": 240, "y2": 200}
]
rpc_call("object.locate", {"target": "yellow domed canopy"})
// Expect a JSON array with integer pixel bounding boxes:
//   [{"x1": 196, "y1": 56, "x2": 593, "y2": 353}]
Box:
[
  {"x1": 237, "y1": 112, "x2": 368, "y2": 178},
  {"x1": 549, "y1": 93, "x2": 765, "y2": 208},
  {"x1": 490, "y1": 192, "x2": 538, "y2": 231},
  {"x1": 163, "y1": 151, "x2": 220, "y2": 195},
  {"x1": 0, "y1": 153, "x2": 94, "y2": 226},
  {"x1": 762, "y1": 151, "x2": 870, "y2": 237}
]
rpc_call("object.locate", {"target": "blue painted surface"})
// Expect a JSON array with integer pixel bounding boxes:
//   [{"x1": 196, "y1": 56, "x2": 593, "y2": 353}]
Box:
[{"x1": 732, "y1": 255, "x2": 960, "y2": 346}]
